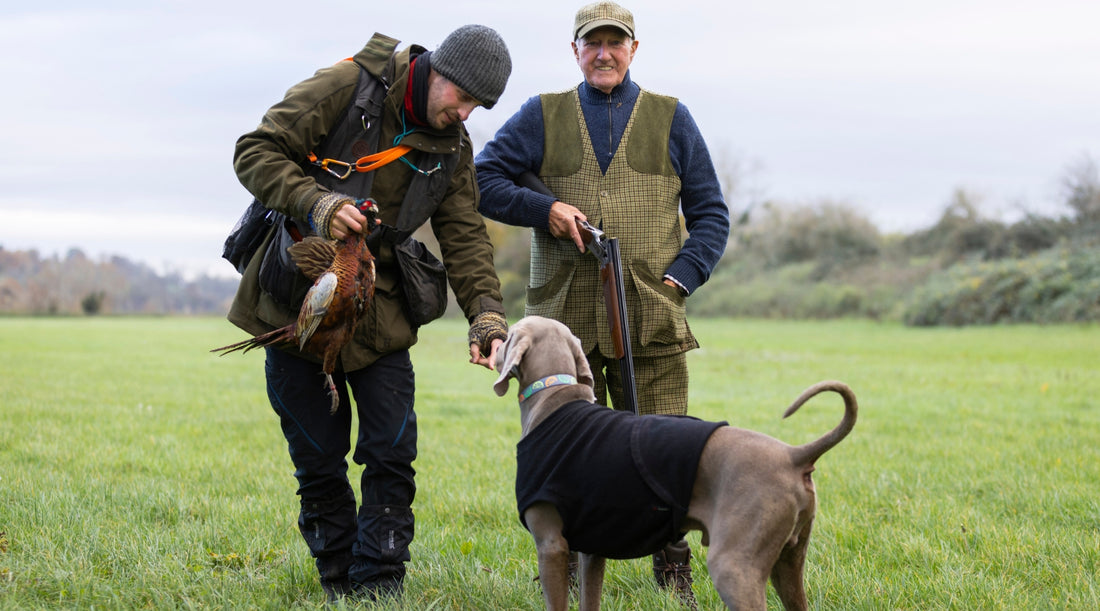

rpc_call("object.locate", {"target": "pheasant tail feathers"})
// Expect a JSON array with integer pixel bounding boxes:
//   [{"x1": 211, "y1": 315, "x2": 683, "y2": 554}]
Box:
[{"x1": 210, "y1": 325, "x2": 296, "y2": 356}]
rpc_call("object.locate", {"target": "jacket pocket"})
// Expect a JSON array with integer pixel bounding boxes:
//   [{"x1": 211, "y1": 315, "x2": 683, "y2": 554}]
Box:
[
  {"x1": 629, "y1": 259, "x2": 687, "y2": 347},
  {"x1": 525, "y1": 259, "x2": 575, "y2": 319},
  {"x1": 361, "y1": 268, "x2": 414, "y2": 354}
]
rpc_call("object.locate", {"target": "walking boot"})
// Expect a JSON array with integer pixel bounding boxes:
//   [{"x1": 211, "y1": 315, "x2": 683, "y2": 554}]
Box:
[
  {"x1": 320, "y1": 574, "x2": 351, "y2": 603},
  {"x1": 349, "y1": 505, "x2": 413, "y2": 601},
  {"x1": 297, "y1": 491, "x2": 357, "y2": 603},
  {"x1": 316, "y1": 550, "x2": 353, "y2": 602},
  {"x1": 348, "y1": 576, "x2": 403, "y2": 603},
  {"x1": 653, "y1": 540, "x2": 697, "y2": 610}
]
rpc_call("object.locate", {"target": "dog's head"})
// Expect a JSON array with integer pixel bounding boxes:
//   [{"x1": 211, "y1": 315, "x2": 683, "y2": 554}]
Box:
[{"x1": 493, "y1": 316, "x2": 594, "y2": 397}]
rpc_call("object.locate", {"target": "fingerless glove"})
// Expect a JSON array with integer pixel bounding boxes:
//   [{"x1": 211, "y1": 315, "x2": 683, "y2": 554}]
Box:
[
  {"x1": 468, "y1": 311, "x2": 508, "y2": 357},
  {"x1": 309, "y1": 192, "x2": 355, "y2": 240}
]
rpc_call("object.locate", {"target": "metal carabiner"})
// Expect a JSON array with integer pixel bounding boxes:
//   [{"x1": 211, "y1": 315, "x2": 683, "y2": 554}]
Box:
[{"x1": 319, "y1": 158, "x2": 354, "y2": 180}]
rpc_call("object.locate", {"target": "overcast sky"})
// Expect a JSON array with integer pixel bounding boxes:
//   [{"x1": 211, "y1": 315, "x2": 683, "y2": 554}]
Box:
[{"x1": 1, "y1": 0, "x2": 1097, "y2": 278}]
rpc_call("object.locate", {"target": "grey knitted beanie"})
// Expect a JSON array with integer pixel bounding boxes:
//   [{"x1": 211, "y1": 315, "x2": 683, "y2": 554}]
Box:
[{"x1": 432, "y1": 24, "x2": 512, "y2": 109}]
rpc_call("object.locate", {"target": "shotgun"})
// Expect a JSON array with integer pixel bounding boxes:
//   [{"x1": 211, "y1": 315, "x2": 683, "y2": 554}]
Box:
[{"x1": 516, "y1": 172, "x2": 639, "y2": 415}]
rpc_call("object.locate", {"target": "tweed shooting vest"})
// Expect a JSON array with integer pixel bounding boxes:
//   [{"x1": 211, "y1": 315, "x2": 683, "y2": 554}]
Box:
[{"x1": 529, "y1": 87, "x2": 697, "y2": 357}]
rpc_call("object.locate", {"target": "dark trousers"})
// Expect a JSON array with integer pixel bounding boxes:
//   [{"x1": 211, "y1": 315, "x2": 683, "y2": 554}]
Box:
[{"x1": 265, "y1": 347, "x2": 417, "y2": 592}]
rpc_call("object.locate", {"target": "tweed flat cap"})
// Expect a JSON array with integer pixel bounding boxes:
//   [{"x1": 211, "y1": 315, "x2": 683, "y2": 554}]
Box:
[{"x1": 573, "y1": 1, "x2": 635, "y2": 40}]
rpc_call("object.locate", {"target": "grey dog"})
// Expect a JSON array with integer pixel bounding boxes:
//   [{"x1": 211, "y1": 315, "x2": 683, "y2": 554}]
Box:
[{"x1": 493, "y1": 316, "x2": 857, "y2": 610}]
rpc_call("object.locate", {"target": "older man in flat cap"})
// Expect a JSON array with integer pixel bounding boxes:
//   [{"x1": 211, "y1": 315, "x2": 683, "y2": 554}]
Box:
[{"x1": 476, "y1": 3, "x2": 729, "y2": 608}]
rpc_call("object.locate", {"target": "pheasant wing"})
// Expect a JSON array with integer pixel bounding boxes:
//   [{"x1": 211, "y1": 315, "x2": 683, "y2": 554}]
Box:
[
  {"x1": 289, "y1": 236, "x2": 339, "y2": 280},
  {"x1": 296, "y1": 272, "x2": 337, "y2": 349}
]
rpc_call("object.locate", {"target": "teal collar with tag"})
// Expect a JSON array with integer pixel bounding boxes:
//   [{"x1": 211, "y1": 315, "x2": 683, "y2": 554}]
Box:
[{"x1": 519, "y1": 374, "x2": 578, "y2": 401}]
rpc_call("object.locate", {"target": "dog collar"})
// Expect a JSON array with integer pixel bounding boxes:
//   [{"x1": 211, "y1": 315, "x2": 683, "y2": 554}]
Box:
[{"x1": 519, "y1": 374, "x2": 577, "y2": 401}]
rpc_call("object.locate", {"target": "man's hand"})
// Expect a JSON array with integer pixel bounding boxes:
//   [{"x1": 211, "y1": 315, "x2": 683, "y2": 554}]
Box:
[
  {"x1": 467, "y1": 311, "x2": 508, "y2": 370},
  {"x1": 469, "y1": 338, "x2": 504, "y2": 370},
  {"x1": 330, "y1": 204, "x2": 372, "y2": 240},
  {"x1": 549, "y1": 201, "x2": 587, "y2": 252}
]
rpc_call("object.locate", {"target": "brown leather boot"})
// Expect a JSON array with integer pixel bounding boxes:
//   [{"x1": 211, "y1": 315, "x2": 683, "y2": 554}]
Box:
[{"x1": 653, "y1": 540, "x2": 697, "y2": 610}]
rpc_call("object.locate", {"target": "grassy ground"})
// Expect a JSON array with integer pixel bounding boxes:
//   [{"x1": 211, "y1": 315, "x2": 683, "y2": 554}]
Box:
[{"x1": 1, "y1": 316, "x2": 1097, "y2": 609}]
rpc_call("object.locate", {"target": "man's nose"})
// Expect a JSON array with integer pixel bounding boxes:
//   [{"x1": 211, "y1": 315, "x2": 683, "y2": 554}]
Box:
[{"x1": 457, "y1": 101, "x2": 478, "y2": 122}]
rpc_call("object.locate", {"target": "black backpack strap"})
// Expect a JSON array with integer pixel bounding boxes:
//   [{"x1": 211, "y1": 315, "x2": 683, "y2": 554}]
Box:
[
  {"x1": 305, "y1": 56, "x2": 392, "y2": 198},
  {"x1": 347, "y1": 68, "x2": 389, "y2": 198}
]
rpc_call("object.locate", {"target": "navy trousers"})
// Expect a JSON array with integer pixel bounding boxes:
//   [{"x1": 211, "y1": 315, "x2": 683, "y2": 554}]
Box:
[{"x1": 264, "y1": 347, "x2": 417, "y2": 594}]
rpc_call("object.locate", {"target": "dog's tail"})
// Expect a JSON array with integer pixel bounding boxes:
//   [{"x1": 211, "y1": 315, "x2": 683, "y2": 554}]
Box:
[{"x1": 783, "y1": 380, "x2": 858, "y2": 467}]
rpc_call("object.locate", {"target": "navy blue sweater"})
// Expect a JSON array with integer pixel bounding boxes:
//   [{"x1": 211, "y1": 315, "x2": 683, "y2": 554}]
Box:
[{"x1": 475, "y1": 72, "x2": 729, "y2": 294}]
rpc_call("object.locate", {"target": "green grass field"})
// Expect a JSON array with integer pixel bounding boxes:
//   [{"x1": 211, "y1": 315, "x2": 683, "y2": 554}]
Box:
[{"x1": 1, "y1": 316, "x2": 1098, "y2": 610}]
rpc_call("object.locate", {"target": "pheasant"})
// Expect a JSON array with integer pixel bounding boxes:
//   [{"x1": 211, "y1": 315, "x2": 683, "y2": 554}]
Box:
[{"x1": 213, "y1": 203, "x2": 379, "y2": 414}]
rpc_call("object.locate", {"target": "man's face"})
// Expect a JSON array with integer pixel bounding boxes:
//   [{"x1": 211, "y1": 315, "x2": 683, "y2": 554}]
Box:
[
  {"x1": 572, "y1": 27, "x2": 637, "y2": 94},
  {"x1": 425, "y1": 71, "x2": 481, "y2": 130}
]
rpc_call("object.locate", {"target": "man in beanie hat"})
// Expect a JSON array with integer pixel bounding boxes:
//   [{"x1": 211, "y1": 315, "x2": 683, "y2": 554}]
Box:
[
  {"x1": 475, "y1": 3, "x2": 728, "y2": 608},
  {"x1": 433, "y1": 24, "x2": 511, "y2": 109},
  {"x1": 226, "y1": 25, "x2": 511, "y2": 602}
]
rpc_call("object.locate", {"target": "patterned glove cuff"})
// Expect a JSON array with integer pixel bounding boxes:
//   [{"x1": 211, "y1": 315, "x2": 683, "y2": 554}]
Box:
[
  {"x1": 468, "y1": 311, "x2": 508, "y2": 357},
  {"x1": 309, "y1": 192, "x2": 354, "y2": 240}
]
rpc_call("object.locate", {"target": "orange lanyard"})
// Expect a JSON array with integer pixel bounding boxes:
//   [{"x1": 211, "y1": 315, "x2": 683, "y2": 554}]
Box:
[{"x1": 308, "y1": 144, "x2": 413, "y2": 180}]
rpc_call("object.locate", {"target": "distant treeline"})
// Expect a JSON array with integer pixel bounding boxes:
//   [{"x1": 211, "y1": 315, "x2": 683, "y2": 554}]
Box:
[
  {"x1": 0, "y1": 248, "x2": 238, "y2": 315},
  {"x1": 5, "y1": 156, "x2": 1098, "y2": 325}
]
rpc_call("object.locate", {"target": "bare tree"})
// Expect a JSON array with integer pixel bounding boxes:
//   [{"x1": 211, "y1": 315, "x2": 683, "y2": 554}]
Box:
[
  {"x1": 1061, "y1": 153, "x2": 1100, "y2": 223},
  {"x1": 710, "y1": 144, "x2": 767, "y2": 230}
]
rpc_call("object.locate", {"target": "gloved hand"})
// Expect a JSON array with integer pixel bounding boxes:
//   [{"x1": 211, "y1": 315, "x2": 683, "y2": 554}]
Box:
[
  {"x1": 468, "y1": 311, "x2": 508, "y2": 358},
  {"x1": 309, "y1": 192, "x2": 356, "y2": 240}
]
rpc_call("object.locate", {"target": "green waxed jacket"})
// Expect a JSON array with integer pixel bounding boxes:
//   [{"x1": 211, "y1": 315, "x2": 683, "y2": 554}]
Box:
[{"x1": 227, "y1": 32, "x2": 505, "y2": 371}]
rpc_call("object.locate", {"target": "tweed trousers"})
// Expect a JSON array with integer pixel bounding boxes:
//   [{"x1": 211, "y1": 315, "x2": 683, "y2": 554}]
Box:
[{"x1": 587, "y1": 349, "x2": 689, "y2": 416}]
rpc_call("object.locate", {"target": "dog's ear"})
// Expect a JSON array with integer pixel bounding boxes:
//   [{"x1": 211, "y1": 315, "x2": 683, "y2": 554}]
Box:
[
  {"x1": 569, "y1": 333, "x2": 595, "y2": 389},
  {"x1": 493, "y1": 332, "x2": 529, "y2": 396}
]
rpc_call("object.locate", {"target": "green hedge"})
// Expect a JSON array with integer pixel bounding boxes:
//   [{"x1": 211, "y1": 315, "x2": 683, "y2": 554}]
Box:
[{"x1": 903, "y1": 248, "x2": 1100, "y2": 326}]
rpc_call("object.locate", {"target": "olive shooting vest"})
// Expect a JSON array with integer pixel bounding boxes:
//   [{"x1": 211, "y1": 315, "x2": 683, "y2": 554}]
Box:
[{"x1": 529, "y1": 87, "x2": 697, "y2": 357}]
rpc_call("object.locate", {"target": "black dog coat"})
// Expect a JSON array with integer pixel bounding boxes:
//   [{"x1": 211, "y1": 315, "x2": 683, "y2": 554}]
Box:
[{"x1": 515, "y1": 400, "x2": 726, "y2": 559}]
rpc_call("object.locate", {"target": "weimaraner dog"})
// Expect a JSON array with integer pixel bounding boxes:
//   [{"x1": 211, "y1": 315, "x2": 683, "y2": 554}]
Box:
[{"x1": 493, "y1": 316, "x2": 857, "y2": 611}]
